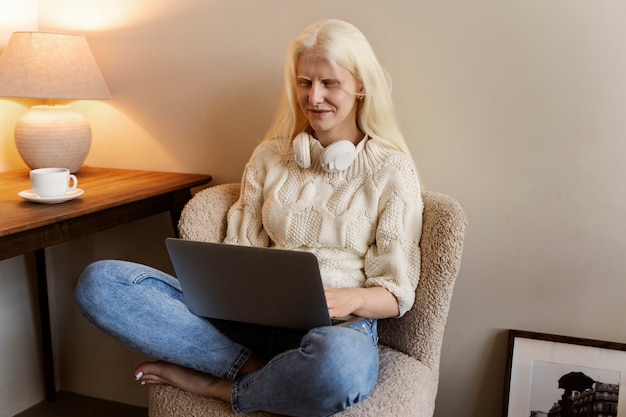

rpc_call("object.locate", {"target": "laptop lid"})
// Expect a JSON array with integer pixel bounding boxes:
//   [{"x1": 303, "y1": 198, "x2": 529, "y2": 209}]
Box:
[{"x1": 165, "y1": 238, "x2": 333, "y2": 331}]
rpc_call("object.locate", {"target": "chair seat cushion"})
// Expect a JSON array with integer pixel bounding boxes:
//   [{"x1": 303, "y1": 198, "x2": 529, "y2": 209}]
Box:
[{"x1": 148, "y1": 345, "x2": 438, "y2": 417}]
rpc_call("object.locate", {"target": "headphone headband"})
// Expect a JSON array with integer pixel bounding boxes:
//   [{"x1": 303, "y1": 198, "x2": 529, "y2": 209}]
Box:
[{"x1": 293, "y1": 132, "x2": 368, "y2": 173}]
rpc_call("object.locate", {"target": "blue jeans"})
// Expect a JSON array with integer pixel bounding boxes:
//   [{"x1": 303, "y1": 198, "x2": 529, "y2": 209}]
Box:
[{"x1": 75, "y1": 260, "x2": 380, "y2": 417}]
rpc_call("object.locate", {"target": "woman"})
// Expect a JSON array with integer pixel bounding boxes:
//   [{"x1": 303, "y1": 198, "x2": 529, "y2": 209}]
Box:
[{"x1": 76, "y1": 18, "x2": 422, "y2": 417}]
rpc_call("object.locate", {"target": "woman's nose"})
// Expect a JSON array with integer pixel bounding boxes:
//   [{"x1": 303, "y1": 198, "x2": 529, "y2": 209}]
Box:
[{"x1": 308, "y1": 84, "x2": 324, "y2": 105}]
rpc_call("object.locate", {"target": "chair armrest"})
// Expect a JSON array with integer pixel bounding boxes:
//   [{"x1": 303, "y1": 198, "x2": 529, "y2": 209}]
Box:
[{"x1": 378, "y1": 191, "x2": 467, "y2": 370}]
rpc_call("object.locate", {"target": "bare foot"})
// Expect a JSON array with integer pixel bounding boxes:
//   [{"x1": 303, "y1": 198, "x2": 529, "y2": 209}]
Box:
[{"x1": 134, "y1": 361, "x2": 232, "y2": 403}]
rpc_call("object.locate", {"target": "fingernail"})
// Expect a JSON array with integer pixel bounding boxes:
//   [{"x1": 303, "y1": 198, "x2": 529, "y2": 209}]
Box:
[{"x1": 135, "y1": 371, "x2": 143, "y2": 380}]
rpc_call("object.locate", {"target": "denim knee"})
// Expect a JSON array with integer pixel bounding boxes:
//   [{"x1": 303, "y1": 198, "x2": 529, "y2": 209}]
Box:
[
  {"x1": 75, "y1": 260, "x2": 106, "y2": 310},
  {"x1": 300, "y1": 326, "x2": 379, "y2": 408},
  {"x1": 233, "y1": 324, "x2": 380, "y2": 416}
]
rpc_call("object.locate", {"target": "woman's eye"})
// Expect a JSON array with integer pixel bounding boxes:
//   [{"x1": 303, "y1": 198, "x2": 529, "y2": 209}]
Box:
[{"x1": 296, "y1": 78, "x2": 340, "y2": 88}]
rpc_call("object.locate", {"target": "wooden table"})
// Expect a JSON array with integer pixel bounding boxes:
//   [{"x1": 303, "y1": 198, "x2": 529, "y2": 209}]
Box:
[{"x1": 0, "y1": 166, "x2": 211, "y2": 401}]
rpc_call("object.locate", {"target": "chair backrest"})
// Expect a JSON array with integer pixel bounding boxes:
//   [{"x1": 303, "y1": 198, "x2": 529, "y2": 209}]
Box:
[
  {"x1": 178, "y1": 183, "x2": 241, "y2": 243},
  {"x1": 178, "y1": 185, "x2": 467, "y2": 372}
]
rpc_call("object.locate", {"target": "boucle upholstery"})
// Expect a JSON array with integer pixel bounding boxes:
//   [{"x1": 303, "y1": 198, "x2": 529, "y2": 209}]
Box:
[{"x1": 150, "y1": 184, "x2": 467, "y2": 417}]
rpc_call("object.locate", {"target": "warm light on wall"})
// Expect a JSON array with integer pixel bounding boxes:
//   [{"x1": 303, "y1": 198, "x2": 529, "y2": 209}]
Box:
[
  {"x1": 0, "y1": 0, "x2": 38, "y2": 42},
  {"x1": 38, "y1": 0, "x2": 184, "y2": 31}
]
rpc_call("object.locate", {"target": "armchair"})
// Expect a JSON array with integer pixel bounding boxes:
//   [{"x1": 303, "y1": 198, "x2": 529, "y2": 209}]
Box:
[{"x1": 149, "y1": 184, "x2": 467, "y2": 417}]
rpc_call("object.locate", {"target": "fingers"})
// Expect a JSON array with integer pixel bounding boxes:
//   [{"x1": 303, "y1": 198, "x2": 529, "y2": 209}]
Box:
[
  {"x1": 324, "y1": 287, "x2": 351, "y2": 318},
  {"x1": 324, "y1": 286, "x2": 363, "y2": 318}
]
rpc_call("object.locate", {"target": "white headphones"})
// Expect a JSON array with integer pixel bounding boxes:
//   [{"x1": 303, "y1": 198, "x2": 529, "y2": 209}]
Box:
[{"x1": 293, "y1": 132, "x2": 368, "y2": 173}]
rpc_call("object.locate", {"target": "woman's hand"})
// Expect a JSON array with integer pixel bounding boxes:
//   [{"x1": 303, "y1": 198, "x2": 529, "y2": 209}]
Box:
[{"x1": 324, "y1": 286, "x2": 399, "y2": 319}]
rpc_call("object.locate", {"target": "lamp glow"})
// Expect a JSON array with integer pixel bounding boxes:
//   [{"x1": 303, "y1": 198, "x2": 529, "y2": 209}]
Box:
[{"x1": 0, "y1": 31, "x2": 111, "y2": 172}]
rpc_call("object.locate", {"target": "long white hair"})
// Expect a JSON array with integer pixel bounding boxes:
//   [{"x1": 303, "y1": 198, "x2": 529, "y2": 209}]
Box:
[{"x1": 263, "y1": 19, "x2": 412, "y2": 159}]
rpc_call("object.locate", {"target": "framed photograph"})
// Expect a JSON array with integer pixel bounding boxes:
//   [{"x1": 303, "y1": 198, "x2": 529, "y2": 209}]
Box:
[{"x1": 502, "y1": 330, "x2": 626, "y2": 417}]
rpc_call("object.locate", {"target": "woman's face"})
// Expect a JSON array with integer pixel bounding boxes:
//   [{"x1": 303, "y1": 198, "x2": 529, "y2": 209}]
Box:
[{"x1": 295, "y1": 53, "x2": 363, "y2": 146}]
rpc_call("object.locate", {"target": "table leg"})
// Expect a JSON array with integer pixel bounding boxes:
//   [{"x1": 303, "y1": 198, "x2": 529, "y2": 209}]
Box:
[{"x1": 35, "y1": 248, "x2": 56, "y2": 401}]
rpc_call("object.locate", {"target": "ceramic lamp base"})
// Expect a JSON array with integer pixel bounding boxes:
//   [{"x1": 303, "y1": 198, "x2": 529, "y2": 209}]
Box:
[{"x1": 14, "y1": 104, "x2": 92, "y2": 173}]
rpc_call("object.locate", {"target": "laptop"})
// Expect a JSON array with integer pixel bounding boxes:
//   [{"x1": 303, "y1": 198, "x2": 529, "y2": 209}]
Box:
[{"x1": 165, "y1": 238, "x2": 359, "y2": 331}]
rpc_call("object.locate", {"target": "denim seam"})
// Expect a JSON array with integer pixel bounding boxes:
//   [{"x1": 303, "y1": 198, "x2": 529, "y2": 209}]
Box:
[
  {"x1": 131, "y1": 272, "x2": 182, "y2": 291},
  {"x1": 227, "y1": 347, "x2": 252, "y2": 380}
]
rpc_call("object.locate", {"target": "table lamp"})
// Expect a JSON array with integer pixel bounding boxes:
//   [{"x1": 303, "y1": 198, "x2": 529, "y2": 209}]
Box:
[{"x1": 0, "y1": 31, "x2": 111, "y2": 172}]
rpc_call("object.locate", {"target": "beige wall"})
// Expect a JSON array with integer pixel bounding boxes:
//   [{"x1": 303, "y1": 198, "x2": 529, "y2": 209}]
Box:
[{"x1": 2, "y1": 1, "x2": 626, "y2": 416}]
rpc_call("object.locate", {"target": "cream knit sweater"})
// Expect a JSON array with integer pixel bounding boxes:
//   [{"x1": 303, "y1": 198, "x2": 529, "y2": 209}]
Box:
[{"x1": 224, "y1": 137, "x2": 423, "y2": 316}]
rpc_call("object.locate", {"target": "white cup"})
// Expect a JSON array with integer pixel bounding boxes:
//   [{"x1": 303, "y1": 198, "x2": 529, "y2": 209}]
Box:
[{"x1": 30, "y1": 168, "x2": 78, "y2": 198}]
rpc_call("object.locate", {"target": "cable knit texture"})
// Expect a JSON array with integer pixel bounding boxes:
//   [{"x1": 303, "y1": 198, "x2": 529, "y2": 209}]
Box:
[
  {"x1": 159, "y1": 181, "x2": 467, "y2": 417},
  {"x1": 223, "y1": 138, "x2": 423, "y2": 316}
]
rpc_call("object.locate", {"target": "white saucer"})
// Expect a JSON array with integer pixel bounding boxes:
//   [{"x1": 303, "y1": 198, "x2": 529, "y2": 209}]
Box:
[{"x1": 18, "y1": 188, "x2": 84, "y2": 204}]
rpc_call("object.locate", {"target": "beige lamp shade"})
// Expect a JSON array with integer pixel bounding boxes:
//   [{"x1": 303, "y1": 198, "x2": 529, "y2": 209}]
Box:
[
  {"x1": 0, "y1": 31, "x2": 111, "y2": 100},
  {"x1": 0, "y1": 32, "x2": 111, "y2": 172}
]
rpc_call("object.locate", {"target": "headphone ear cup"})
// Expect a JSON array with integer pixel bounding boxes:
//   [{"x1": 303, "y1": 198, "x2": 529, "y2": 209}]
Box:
[
  {"x1": 321, "y1": 140, "x2": 357, "y2": 173},
  {"x1": 293, "y1": 132, "x2": 311, "y2": 169}
]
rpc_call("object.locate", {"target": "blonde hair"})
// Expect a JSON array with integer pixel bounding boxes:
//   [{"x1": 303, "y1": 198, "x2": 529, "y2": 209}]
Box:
[{"x1": 263, "y1": 19, "x2": 412, "y2": 158}]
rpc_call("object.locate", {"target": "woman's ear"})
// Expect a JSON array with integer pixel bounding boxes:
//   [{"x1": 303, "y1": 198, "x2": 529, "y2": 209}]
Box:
[{"x1": 357, "y1": 84, "x2": 366, "y2": 100}]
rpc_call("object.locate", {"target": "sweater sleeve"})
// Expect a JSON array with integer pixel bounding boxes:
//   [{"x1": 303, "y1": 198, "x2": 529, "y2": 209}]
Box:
[
  {"x1": 363, "y1": 157, "x2": 423, "y2": 317},
  {"x1": 223, "y1": 146, "x2": 271, "y2": 248}
]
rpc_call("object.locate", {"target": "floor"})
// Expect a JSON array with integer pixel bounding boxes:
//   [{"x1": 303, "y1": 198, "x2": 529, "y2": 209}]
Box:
[{"x1": 14, "y1": 391, "x2": 148, "y2": 417}]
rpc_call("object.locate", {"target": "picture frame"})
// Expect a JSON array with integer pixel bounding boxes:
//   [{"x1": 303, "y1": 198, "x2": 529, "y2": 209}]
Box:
[{"x1": 502, "y1": 329, "x2": 626, "y2": 417}]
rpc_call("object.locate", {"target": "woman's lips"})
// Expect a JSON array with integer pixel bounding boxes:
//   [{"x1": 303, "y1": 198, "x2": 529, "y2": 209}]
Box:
[{"x1": 309, "y1": 108, "x2": 331, "y2": 116}]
